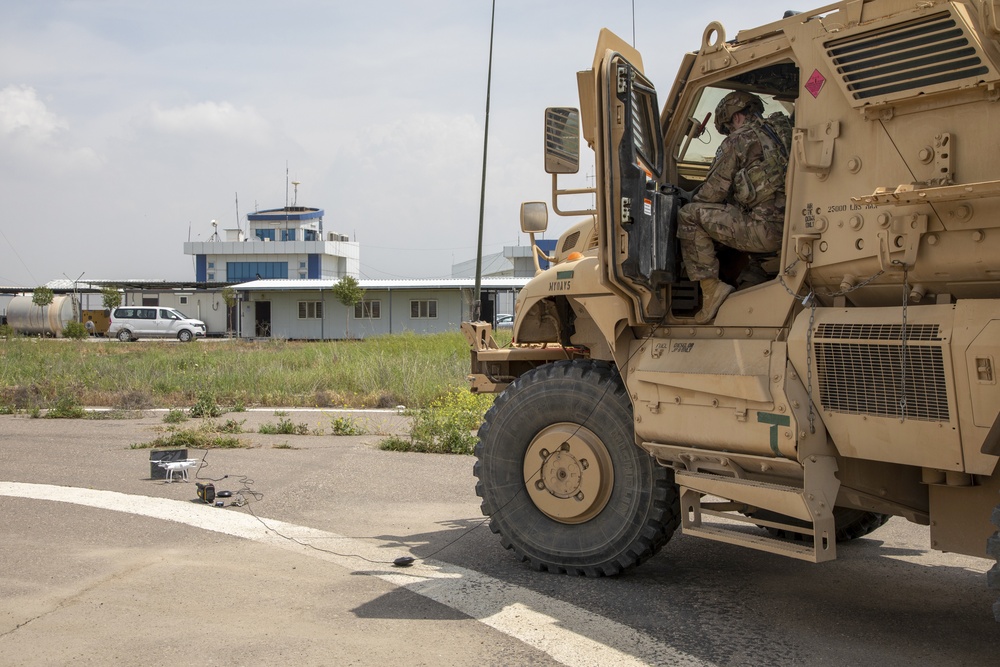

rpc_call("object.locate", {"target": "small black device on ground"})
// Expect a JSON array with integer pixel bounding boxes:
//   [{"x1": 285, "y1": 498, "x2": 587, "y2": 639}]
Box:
[{"x1": 196, "y1": 482, "x2": 216, "y2": 504}]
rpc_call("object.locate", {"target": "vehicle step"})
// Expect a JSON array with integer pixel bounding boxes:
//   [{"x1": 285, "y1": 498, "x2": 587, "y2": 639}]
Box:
[
  {"x1": 675, "y1": 469, "x2": 811, "y2": 521},
  {"x1": 675, "y1": 465, "x2": 839, "y2": 563},
  {"x1": 682, "y1": 524, "x2": 819, "y2": 561}
]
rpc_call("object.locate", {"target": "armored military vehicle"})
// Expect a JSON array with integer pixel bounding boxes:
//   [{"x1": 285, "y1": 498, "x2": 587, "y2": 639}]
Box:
[{"x1": 463, "y1": 0, "x2": 1000, "y2": 619}]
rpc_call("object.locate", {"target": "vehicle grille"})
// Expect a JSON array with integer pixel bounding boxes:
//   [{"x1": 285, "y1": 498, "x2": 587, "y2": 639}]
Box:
[
  {"x1": 813, "y1": 323, "x2": 950, "y2": 422},
  {"x1": 561, "y1": 231, "x2": 581, "y2": 253},
  {"x1": 827, "y1": 12, "x2": 989, "y2": 102}
]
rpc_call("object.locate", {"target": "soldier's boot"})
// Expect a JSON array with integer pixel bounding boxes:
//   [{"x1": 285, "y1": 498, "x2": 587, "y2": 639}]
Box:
[{"x1": 695, "y1": 278, "x2": 735, "y2": 324}]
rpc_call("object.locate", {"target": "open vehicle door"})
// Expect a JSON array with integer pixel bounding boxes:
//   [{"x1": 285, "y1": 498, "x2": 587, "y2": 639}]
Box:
[{"x1": 594, "y1": 33, "x2": 679, "y2": 324}]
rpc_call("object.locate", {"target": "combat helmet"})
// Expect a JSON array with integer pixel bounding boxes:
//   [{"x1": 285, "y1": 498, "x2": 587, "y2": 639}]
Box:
[{"x1": 714, "y1": 91, "x2": 765, "y2": 135}]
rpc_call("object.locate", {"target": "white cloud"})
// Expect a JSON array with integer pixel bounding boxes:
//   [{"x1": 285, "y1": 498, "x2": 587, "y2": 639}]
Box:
[
  {"x1": 0, "y1": 85, "x2": 68, "y2": 141},
  {"x1": 0, "y1": 84, "x2": 103, "y2": 173},
  {"x1": 148, "y1": 101, "x2": 271, "y2": 142}
]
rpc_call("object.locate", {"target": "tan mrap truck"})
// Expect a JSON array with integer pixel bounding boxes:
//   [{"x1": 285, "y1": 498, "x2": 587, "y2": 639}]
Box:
[{"x1": 462, "y1": 0, "x2": 1000, "y2": 619}]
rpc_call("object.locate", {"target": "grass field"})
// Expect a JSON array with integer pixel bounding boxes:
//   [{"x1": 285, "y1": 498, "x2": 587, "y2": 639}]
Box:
[{"x1": 0, "y1": 331, "x2": 492, "y2": 410}]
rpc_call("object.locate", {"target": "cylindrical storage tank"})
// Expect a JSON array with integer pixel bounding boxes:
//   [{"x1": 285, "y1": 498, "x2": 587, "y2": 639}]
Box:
[{"x1": 6, "y1": 295, "x2": 77, "y2": 337}]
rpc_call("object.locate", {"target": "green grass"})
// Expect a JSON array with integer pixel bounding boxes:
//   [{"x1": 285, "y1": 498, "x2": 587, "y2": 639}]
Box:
[
  {"x1": 0, "y1": 332, "x2": 482, "y2": 410},
  {"x1": 378, "y1": 388, "x2": 493, "y2": 455}
]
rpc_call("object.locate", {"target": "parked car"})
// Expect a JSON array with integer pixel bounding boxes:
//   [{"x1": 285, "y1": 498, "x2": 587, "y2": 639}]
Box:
[
  {"x1": 495, "y1": 314, "x2": 513, "y2": 329},
  {"x1": 108, "y1": 307, "x2": 207, "y2": 342}
]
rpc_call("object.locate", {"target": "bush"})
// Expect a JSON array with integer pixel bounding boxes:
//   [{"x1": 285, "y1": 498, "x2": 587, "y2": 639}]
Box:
[
  {"x1": 63, "y1": 321, "x2": 88, "y2": 340},
  {"x1": 190, "y1": 394, "x2": 223, "y2": 418},
  {"x1": 379, "y1": 388, "x2": 493, "y2": 455}
]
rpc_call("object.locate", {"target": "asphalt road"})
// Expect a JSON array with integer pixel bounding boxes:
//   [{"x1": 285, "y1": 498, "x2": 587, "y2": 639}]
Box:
[{"x1": 1, "y1": 410, "x2": 998, "y2": 666}]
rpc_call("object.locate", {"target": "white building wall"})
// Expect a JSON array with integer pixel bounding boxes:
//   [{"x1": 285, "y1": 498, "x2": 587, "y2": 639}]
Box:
[{"x1": 238, "y1": 288, "x2": 467, "y2": 340}]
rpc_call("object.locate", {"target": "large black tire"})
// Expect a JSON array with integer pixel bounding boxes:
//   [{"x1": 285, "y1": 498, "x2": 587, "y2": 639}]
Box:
[
  {"x1": 988, "y1": 503, "x2": 1000, "y2": 622},
  {"x1": 752, "y1": 507, "x2": 890, "y2": 543},
  {"x1": 474, "y1": 359, "x2": 680, "y2": 576}
]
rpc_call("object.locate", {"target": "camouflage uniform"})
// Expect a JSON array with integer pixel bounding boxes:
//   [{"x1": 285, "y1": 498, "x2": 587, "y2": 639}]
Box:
[{"x1": 678, "y1": 112, "x2": 792, "y2": 281}]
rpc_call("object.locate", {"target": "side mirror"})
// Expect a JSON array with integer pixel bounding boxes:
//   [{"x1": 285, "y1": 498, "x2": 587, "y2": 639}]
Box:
[
  {"x1": 520, "y1": 202, "x2": 548, "y2": 234},
  {"x1": 544, "y1": 107, "x2": 580, "y2": 174}
]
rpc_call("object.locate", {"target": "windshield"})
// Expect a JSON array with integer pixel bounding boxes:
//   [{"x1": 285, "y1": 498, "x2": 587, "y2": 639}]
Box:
[{"x1": 677, "y1": 87, "x2": 792, "y2": 165}]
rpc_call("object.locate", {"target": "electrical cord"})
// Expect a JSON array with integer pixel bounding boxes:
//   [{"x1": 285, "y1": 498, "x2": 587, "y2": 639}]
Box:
[{"x1": 182, "y1": 323, "x2": 664, "y2": 569}]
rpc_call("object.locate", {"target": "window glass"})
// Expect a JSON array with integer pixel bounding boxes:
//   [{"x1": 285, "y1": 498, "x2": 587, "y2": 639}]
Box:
[
  {"x1": 410, "y1": 300, "x2": 437, "y2": 319},
  {"x1": 227, "y1": 262, "x2": 288, "y2": 282},
  {"x1": 676, "y1": 87, "x2": 791, "y2": 165},
  {"x1": 354, "y1": 300, "x2": 381, "y2": 319}
]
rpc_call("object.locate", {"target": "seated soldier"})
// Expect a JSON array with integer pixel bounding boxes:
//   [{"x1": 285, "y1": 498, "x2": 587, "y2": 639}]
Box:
[{"x1": 677, "y1": 91, "x2": 792, "y2": 324}]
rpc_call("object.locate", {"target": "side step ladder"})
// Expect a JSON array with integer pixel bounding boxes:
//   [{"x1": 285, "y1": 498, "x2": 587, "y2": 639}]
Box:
[{"x1": 675, "y1": 455, "x2": 841, "y2": 563}]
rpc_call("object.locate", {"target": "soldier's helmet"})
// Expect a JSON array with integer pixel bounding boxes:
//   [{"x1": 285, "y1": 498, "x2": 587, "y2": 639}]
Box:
[{"x1": 714, "y1": 91, "x2": 765, "y2": 135}]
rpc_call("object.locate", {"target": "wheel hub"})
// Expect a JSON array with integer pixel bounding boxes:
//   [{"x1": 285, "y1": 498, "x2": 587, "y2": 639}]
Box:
[{"x1": 523, "y1": 422, "x2": 614, "y2": 524}]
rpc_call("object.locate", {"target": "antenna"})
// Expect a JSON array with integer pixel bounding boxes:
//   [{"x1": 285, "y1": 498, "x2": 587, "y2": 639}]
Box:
[
  {"x1": 292, "y1": 181, "x2": 300, "y2": 207},
  {"x1": 473, "y1": 0, "x2": 496, "y2": 322},
  {"x1": 210, "y1": 219, "x2": 219, "y2": 241},
  {"x1": 235, "y1": 192, "x2": 242, "y2": 234}
]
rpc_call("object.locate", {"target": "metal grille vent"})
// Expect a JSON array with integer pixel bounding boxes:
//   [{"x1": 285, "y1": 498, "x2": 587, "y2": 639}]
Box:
[
  {"x1": 827, "y1": 12, "x2": 989, "y2": 101},
  {"x1": 815, "y1": 323, "x2": 941, "y2": 341},
  {"x1": 561, "y1": 231, "x2": 581, "y2": 253},
  {"x1": 814, "y1": 341, "x2": 949, "y2": 421}
]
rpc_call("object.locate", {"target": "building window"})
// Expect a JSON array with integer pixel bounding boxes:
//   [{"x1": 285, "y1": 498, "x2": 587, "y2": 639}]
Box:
[
  {"x1": 281, "y1": 229, "x2": 296, "y2": 241},
  {"x1": 207, "y1": 273, "x2": 215, "y2": 281},
  {"x1": 299, "y1": 261, "x2": 306, "y2": 269},
  {"x1": 255, "y1": 229, "x2": 276, "y2": 241},
  {"x1": 410, "y1": 300, "x2": 437, "y2": 319},
  {"x1": 227, "y1": 261, "x2": 287, "y2": 282},
  {"x1": 304, "y1": 229, "x2": 317, "y2": 241},
  {"x1": 207, "y1": 262, "x2": 215, "y2": 269},
  {"x1": 298, "y1": 301, "x2": 323, "y2": 319},
  {"x1": 354, "y1": 300, "x2": 381, "y2": 319},
  {"x1": 179, "y1": 296, "x2": 188, "y2": 305},
  {"x1": 299, "y1": 272, "x2": 306, "y2": 279}
]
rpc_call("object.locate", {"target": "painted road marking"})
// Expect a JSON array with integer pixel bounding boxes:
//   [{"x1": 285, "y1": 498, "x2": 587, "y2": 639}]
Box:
[{"x1": 0, "y1": 482, "x2": 712, "y2": 667}]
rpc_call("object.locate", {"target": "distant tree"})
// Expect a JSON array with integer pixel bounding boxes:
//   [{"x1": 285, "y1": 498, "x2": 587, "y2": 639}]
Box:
[
  {"x1": 32, "y1": 287, "x2": 54, "y2": 307},
  {"x1": 101, "y1": 285, "x2": 121, "y2": 312},
  {"x1": 221, "y1": 287, "x2": 237, "y2": 336},
  {"x1": 332, "y1": 276, "x2": 364, "y2": 339}
]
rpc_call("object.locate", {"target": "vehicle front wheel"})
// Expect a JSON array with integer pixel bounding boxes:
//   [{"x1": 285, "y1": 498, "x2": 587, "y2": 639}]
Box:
[
  {"x1": 117, "y1": 330, "x2": 132, "y2": 342},
  {"x1": 474, "y1": 359, "x2": 679, "y2": 576},
  {"x1": 178, "y1": 330, "x2": 193, "y2": 342}
]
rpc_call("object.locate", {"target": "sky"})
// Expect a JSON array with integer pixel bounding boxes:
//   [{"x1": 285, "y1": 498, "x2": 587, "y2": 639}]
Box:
[{"x1": 0, "y1": 0, "x2": 789, "y2": 287}]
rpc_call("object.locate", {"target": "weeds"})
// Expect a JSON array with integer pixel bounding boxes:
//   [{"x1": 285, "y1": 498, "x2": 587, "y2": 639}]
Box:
[
  {"x1": 379, "y1": 388, "x2": 493, "y2": 455},
  {"x1": 163, "y1": 409, "x2": 189, "y2": 424},
  {"x1": 216, "y1": 418, "x2": 246, "y2": 434},
  {"x1": 44, "y1": 395, "x2": 87, "y2": 419},
  {"x1": 330, "y1": 415, "x2": 365, "y2": 436},
  {"x1": 259, "y1": 418, "x2": 308, "y2": 435},
  {"x1": 131, "y1": 430, "x2": 245, "y2": 449},
  {"x1": 133, "y1": 419, "x2": 248, "y2": 449},
  {"x1": 190, "y1": 394, "x2": 224, "y2": 418}
]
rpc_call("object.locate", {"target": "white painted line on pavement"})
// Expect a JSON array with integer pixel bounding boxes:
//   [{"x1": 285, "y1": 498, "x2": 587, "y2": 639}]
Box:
[{"x1": 0, "y1": 481, "x2": 712, "y2": 667}]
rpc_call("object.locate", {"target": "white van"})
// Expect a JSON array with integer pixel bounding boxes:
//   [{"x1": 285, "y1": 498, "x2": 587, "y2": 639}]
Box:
[{"x1": 108, "y1": 307, "x2": 207, "y2": 342}]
